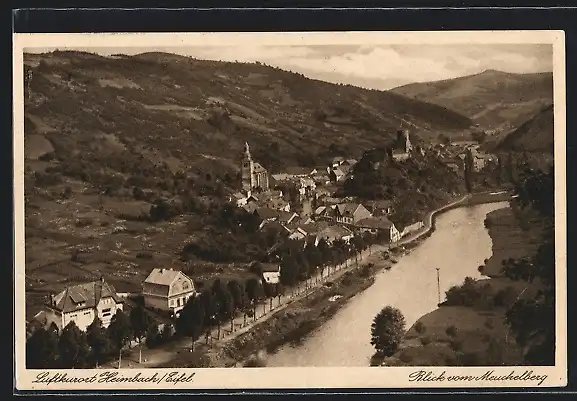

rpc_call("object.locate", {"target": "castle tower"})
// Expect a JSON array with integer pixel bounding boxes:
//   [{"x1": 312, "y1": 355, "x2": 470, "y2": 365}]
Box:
[
  {"x1": 241, "y1": 142, "x2": 255, "y2": 192},
  {"x1": 395, "y1": 128, "x2": 413, "y2": 153}
]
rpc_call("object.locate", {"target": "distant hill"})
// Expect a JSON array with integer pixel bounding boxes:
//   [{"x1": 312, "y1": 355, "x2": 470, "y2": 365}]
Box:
[
  {"x1": 491, "y1": 104, "x2": 554, "y2": 153},
  {"x1": 390, "y1": 69, "x2": 553, "y2": 131},
  {"x1": 24, "y1": 50, "x2": 473, "y2": 182}
]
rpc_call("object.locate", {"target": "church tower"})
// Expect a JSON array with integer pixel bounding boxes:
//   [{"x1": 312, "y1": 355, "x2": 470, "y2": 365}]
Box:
[
  {"x1": 402, "y1": 129, "x2": 413, "y2": 153},
  {"x1": 241, "y1": 142, "x2": 255, "y2": 192}
]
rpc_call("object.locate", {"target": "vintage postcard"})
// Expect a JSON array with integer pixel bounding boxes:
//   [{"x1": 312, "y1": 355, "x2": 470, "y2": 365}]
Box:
[{"x1": 13, "y1": 30, "x2": 567, "y2": 390}]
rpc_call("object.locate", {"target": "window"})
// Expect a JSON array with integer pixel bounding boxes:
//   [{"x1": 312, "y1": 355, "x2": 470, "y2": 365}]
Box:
[
  {"x1": 69, "y1": 314, "x2": 77, "y2": 319},
  {"x1": 84, "y1": 311, "x2": 91, "y2": 316},
  {"x1": 170, "y1": 299, "x2": 174, "y2": 306},
  {"x1": 177, "y1": 298, "x2": 181, "y2": 307},
  {"x1": 102, "y1": 308, "x2": 112, "y2": 318}
]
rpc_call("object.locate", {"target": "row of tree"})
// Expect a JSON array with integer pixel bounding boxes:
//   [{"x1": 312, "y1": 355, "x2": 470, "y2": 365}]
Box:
[
  {"x1": 175, "y1": 276, "x2": 279, "y2": 351},
  {"x1": 277, "y1": 232, "x2": 384, "y2": 286}
]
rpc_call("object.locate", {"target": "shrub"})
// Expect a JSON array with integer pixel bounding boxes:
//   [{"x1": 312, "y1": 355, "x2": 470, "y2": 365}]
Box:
[
  {"x1": 341, "y1": 275, "x2": 352, "y2": 286},
  {"x1": 399, "y1": 351, "x2": 413, "y2": 363},
  {"x1": 360, "y1": 264, "x2": 371, "y2": 277},
  {"x1": 414, "y1": 321, "x2": 426, "y2": 334},
  {"x1": 136, "y1": 251, "x2": 154, "y2": 259},
  {"x1": 420, "y1": 336, "x2": 432, "y2": 346},
  {"x1": 243, "y1": 352, "x2": 267, "y2": 367},
  {"x1": 446, "y1": 325, "x2": 458, "y2": 337},
  {"x1": 444, "y1": 277, "x2": 484, "y2": 307},
  {"x1": 75, "y1": 218, "x2": 93, "y2": 227},
  {"x1": 493, "y1": 286, "x2": 518, "y2": 308},
  {"x1": 457, "y1": 351, "x2": 482, "y2": 366},
  {"x1": 449, "y1": 339, "x2": 463, "y2": 352}
]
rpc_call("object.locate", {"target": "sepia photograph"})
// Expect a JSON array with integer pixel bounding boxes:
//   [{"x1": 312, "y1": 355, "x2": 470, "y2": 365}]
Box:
[{"x1": 13, "y1": 30, "x2": 566, "y2": 390}]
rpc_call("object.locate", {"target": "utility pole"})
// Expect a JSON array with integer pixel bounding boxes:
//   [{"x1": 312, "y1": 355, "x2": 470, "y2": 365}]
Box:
[{"x1": 436, "y1": 268, "x2": 441, "y2": 306}]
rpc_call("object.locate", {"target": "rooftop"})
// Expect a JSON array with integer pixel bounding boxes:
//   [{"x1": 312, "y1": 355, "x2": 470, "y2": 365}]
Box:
[
  {"x1": 356, "y1": 216, "x2": 394, "y2": 230},
  {"x1": 144, "y1": 268, "x2": 184, "y2": 286},
  {"x1": 49, "y1": 279, "x2": 123, "y2": 313},
  {"x1": 284, "y1": 166, "x2": 316, "y2": 176}
]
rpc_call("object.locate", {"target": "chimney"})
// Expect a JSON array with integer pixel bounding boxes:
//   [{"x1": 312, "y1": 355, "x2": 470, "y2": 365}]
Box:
[
  {"x1": 100, "y1": 275, "x2": 105, "y2": 283},
  {"x1": 160, "y1": 268, "x2": 165, "y2": 274}
]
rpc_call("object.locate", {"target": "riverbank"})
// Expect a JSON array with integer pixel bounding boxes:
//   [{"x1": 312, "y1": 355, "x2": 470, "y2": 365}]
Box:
[
  {"x1": 379, "y1": 202, "x2": 541, "y2": 367},
  {"x1": 163, "y1": 259, "x2": 390, "y2": 367}
]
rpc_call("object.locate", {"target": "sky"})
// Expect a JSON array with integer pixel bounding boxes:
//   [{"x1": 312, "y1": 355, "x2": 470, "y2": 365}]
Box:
[{"x1": 27, "y1": 43, "x2": 553, "y2": 90}]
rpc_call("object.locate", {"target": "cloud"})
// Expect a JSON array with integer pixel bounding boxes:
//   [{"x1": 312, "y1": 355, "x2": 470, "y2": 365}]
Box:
[
  {"x1": 181, "y1": 43, "x2": 552, "y2": 90},
  {"x1": 28, "y1": 43, "x2": 552, "y2": 90}
]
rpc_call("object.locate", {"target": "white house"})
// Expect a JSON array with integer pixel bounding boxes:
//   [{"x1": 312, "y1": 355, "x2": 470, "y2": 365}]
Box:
[
  {"x1": 261, "y1": 264, "x2": 281, "y2": 284},
  {"x1": 142, "y1": 268, "x2": 197, "y2": 317},
  {"x1": 401, "y1": 221, "x2": 425, "y2": 237},
  {"x1": 39, "y1": 278, "x2": 124, "y2": 332},
  {"x1": 230, "y1": 192, "x2": 249, "y2": 207},
  {"x1": 356, "y1": 217, "x2": 402, "y2": 243}
]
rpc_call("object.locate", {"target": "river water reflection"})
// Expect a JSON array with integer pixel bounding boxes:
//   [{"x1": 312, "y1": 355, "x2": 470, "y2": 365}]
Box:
[{"x1": 266, "y1": 201, "x2": 510, "y2": 367}]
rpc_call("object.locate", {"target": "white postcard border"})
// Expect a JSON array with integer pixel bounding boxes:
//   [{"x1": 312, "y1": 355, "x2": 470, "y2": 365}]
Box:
[{"x1": 13, "y1": 30, "x2": 567, "y2": 391}]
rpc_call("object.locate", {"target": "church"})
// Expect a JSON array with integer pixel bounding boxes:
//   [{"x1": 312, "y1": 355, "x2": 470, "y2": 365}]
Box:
[{"x1": 241, "y1": 142, "x2": 270, "y2": 193}]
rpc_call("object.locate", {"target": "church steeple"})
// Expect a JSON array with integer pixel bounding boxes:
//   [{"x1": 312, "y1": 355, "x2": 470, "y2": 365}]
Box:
[{"x1": 244, "y1": 141, "x2": 252, "y2": 160}]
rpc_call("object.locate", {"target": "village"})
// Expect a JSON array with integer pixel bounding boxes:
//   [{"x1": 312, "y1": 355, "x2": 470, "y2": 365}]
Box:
[{"x1": 26, "y1": 126, "x2": 499, "y2": 368}]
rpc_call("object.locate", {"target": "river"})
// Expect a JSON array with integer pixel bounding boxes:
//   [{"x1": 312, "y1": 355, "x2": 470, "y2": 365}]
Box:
[{"x1": 266, "y1": 201, "x2": 510, "y2": 367}]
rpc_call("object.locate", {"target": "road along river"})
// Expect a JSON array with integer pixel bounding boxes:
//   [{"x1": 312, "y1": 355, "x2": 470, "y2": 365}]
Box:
[{"x1": 266, "y1": 201, "x2": 510, "y2": 367}]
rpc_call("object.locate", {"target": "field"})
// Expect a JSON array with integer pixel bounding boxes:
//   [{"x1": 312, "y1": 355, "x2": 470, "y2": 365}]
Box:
[{"x1": 24, "y1": 183, "x2": 256, "y2": 320}]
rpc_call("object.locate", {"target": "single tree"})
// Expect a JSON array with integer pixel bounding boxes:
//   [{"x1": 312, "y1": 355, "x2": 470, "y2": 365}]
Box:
[
  {"x1": 26, "y1": 327, "x2": 59, "y2": 369},
  {"x1": 303, "y1": 244, "x2": 322, "y2": 273},
  {"x1": 58, "y1": 321, "x2": 90, "y2": 368},
  {"x1": 216, "y1": 287, "x2": 234, "y2": 334},
  {"x1": 107, "y1": 310, "x2": 133, "y2": 369},
  {"x1": 176, "y1": 296, "x2": 205, "y2": 351},
  {"x1": 317, "y1": 239, "x2": 332, "y2": 277},
  {"x1": 352, "y1": 236, "x2": 365, "y2": 267},
  {"x1": 245, "y1": 277, "x2": 264, "y2": 302},
  {"x1": 86, "y1": 317, "x2": 111, "y2": 367},
  {"x1": 130, "y1": 305, "x2": 152, "y2": 363},
  {"x1": 226, "y1": 280, "x2": 244, "y2": 313},
  {"x1": 371, "y1": 306, "x2": 406, "y2": 357},
  {"x1": 280, "y1": 255, "x2": 299, "y2": 286},
  {"x1": 199, "y1": 289, "x2": 218, "y2": 329}
]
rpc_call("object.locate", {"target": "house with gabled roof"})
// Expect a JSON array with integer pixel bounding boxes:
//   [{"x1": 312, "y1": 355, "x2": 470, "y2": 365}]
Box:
[
  {"x1": 260, "y1": 263, "x2": 282, "y2": 285},
  {"x1": 285, "y1": 166, "x2": 317, "y2": 177},
  {"x1": 329, "y1": 164, "x2": 352, "y2": 182},
  {"x1": 334, "y1": 203, "x2": 372, "y2": 225},
  {"x1": 38, "y1": 277, "x2": 125, "y2": 332},
  {"x1": 263, "y1": 196, "x2": 291, "y2": 212},
  {"x1": 356, "y1": 216, "x2": 402, "y2": 243},
  {"x1": 314, "y1": 224, "x2": 354, "y2": 246},
  {"x1": 364, "y1": 200, "x2": 395, "y2": 216},
  {"x1": 331, "y1": 156, "x2": 345, "y2": 167},
  {"x1": 259, "y1": 219, "x2": 292, "y2": 236},
  {"x1": 143, "y1": 268, "x2": 197, "y2": 317}
]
